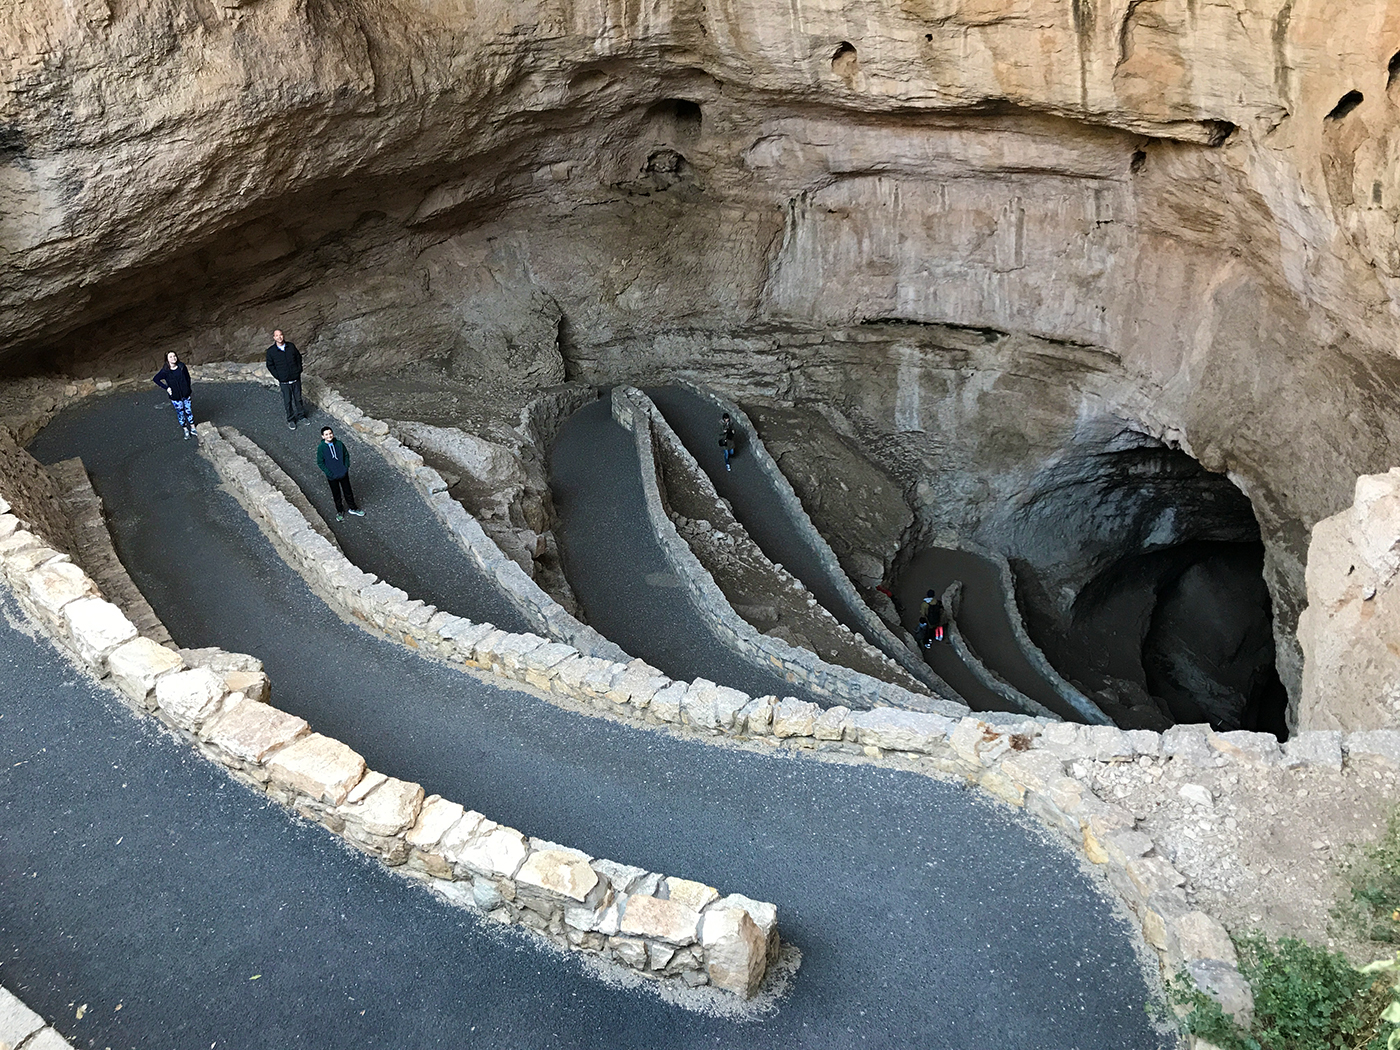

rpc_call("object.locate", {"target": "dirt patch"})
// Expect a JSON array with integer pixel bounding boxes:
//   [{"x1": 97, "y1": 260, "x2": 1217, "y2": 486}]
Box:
[{"x1": 1082, "y1": 753, "x2": 1400, "y2": 963}]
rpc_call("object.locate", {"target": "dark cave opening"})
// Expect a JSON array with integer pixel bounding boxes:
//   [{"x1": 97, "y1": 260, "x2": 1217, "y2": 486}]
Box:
[{"x1": 1013, "y1": 439, "x2": 1289, "y2": 736}]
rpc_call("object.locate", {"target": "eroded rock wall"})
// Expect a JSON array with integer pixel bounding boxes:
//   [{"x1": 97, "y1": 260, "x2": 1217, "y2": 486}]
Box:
[{"x1": 6, "y1": 0, "x2": 1400, "y2": 723}]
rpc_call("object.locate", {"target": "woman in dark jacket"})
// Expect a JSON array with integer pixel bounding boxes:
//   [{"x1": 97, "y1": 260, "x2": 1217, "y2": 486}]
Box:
[{"x1": 153, "y1": 351, "x2": 195, "y2": 439}]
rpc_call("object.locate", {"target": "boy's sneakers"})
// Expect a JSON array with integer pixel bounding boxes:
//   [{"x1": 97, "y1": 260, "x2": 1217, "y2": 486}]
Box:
[
  {"x1": 348, "y1": 509, "x2": 365, "y2": 517},
  {"x1": 335, "y1": 513, "x2": 345, "y2": 522},
  {"x1": 288, "y1": 420, "x2": 297, "y2": 430},
  {"x1": 182, "y1": 428, "x2": 189, "y2": 440}
]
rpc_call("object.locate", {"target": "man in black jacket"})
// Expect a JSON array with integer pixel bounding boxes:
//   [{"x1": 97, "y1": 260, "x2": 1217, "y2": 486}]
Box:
[{"x1": 266, "y1": 329, "x2": 308, "y2": 430}]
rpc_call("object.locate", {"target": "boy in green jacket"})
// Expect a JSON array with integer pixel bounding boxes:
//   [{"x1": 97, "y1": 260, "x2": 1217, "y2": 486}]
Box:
[{"x1": 316, "y1": 426, "x2": 365, "y2": 522}]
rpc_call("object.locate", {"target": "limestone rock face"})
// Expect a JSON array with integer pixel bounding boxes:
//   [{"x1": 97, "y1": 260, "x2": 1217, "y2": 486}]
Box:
[
  {"x1": 1297, "y1": 469, "x2": 1400, "y2": 731},
  {"x1": 6, "y1": 0, "x2": 1400, "y2": 731}
]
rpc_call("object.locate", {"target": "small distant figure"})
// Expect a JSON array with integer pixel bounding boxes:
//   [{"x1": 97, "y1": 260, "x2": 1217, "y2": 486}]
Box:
[
  {"x1": 919, "y1": 590, "x2": 946, "y2": 645},
  {"x1": 316, "y1": 425, "x2": 364, "y2": 522},
  {"x1": 718, "y1": 412, "x2": 736, "y2": 471},
  {"x1": 266, "y1": 329, "x2": 308, "y2": 430},
  {"x1": 152, "y1": 351, "x2": 195, "y2": 439}
]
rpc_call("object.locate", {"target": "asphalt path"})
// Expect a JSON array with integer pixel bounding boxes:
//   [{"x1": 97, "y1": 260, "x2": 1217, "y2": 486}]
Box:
[
  {"x1": 200, "y1": 381, "x2": 532, "y2": 634},
  {"x1": 897, "y1": 548, "x2": 1076, "y2": 721},
  {"x1": 2, "y1": 388, "x2": 1170, "y2": 1049},
  {"x1": 645, "y1": 386, "x2": 868, "y2": 639},
  {"x1": 643, "y1": 387, "x2": 1015, "y2": 714},
  {"x1": 550, "y1": 398, "x2": 824, "y2": 704}
]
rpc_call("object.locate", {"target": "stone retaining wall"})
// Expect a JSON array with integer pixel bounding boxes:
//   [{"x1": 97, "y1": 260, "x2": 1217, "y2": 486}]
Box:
[
  {"x1": 650, "y1": 390, "x2": 928, "y2": 695},
  {"x1": 940, "y1": 580, "x2": 1056, "y2": 719},
  {"x1": 292, "y1": 371, "x2": 627, "y2": 663},
  {"x1": 194, "y1": 411, "x2": 1355, "y2": 1039},
  {"x1": 954, "y1": 538, "x2": 1112, "y2": 724},
  {"x1": 675, "y1": 381, "x2": 941, "y2": 689},
  {"x1": 0, "y1": 435, "x2": 778, "y2": 1001},
  {"x1": 16, "y1": 367, "x2": 1399, "y2": 1045},
  {"x1": 614, "y1": 385, "x2": 970, "y2": 717}
]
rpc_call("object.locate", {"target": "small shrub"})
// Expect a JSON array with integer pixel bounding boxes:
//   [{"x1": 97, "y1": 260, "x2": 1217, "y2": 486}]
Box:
[
  {"x1": 1334, "y1": 812, "x2": 1400, "y2": 947},
  {"x1": 1170, "y1": 936, "x2": 1397, "y2": 1050}
]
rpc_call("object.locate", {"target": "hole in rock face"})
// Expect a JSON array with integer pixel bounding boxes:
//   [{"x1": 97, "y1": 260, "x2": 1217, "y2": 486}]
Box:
[
  {"x1": 1013, "y1": 438, "x2": 1288, "y2": 736},
  {"x1": 1326, "y1": 90, "x2": 1364, "y2": 121},
  {"x1": 1129, "y1": 149, "x2": 1147, "y2": 174},
  {"x1": 645, "y1": 98, "x2": 702, "y2": 145},
  {"x1": 1389, "y1": 52, "x2": 1400, "y2": 89},
  {"x1": 832, "y1": 42, "x2": 859, "y2": 80}
]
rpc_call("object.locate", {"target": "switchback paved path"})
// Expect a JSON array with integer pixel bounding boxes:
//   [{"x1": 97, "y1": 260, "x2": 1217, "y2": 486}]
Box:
[{"x1": 2, "y1": 386, "x2": 1169, "y2": 1049}]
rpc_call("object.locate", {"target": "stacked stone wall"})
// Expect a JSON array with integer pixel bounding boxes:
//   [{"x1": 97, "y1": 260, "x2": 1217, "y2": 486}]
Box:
[
  {"x1": 0, "y1": 433, "x2": 778, "y2": 1000},
  {"x1": 613, "y1": 385, "x2": 969, "y2": 716},
  {"x1": 15, "y1": 367, "x2": 1400, "y2": 1045},
  {"x1": 193, "y1": 412, "x2": 1400, "y2": 1040},
  {"x1": 675, "y1": 381, "x2": 943, "y2": 688}
]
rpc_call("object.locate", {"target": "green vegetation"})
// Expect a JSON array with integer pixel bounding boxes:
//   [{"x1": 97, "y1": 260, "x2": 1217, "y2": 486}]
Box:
[
  {"x1": 1170, "y1": 937, "x2": 1398, "y2": 1050},
  {"x1": 1333, "y1": 812, "x2": 1400, "y2": 947}
]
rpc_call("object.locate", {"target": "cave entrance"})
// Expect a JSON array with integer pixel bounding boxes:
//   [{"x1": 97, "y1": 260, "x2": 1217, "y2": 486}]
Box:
[{"x1": 1016, "y1": 438, "x2": 1289, "y2": 737}]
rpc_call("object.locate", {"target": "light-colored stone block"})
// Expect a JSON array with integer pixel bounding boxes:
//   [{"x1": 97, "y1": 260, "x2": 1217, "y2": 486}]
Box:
[
  {"x1": 998, "y1": 751, "x2": 1065, "y2": 794},
  {"x1": 406, "y1": 797, "x2": 466, "y2": 849},
  {"x1": 1209, "y1": 730, "x2": 1281, "y2": 767},
  {"x1": 264, "y1": 732, "x2": 366, "y2": 805},
  {"x1": 681, "y1": 681, "x2": 750, "y2": 730},
  {"x1": 63, "y1": 597, "x2": 138, "y2": 665},
  {"x1": 1345, "y1": 730, "x2": 1400, "y2": 768},
  {"x1": 1186, "y1": 959, "x2": 1253, "y2": 1025},
  {"x1": 339, "y1": 776, "x2": 424, "y2": 837},
  {"x1": 446, "y1": 818, "x2": 530, "y2": 879},
  {"x1": 620, "y1": 894, "x2": 700, "y2": 945},
  {"x1": 107, "y1": 636, "x2": 184, "y2": 703},
  {"x1": 1282, "y1": 730, "x2": 1344, "y2": 771},
  {"x1": 649, "y1": 681, "x2": 687, "y2": 722},
  {"x1": 814, "y1": 705, "x2": 849, "y2": 740},
  {"x1": 224, "y1": 669, "x2": 270, "y2": 704},
  {"x1": 203, "y1": 696, "x2": 308, "y2": 763},
  {"x1": 771, "y1": 697, "x2": 819, "y2": 738},
  {"x1": 0, "y1": 987, "x2": 45, "y2": 1050},
  {"x1": 848, "y1": 707, "x2": 952, "y2": 751},
  {"x1": 26, "y1": 558, "x2": 93, "y2": 616},
  {"x1": 154, "y1": 667, "x2": 228, "y2": 731},
  {"x1": 700, "y1": 906, "x2": 767, "y2": 997},
  {"x1": 517, "y1": 849, "x2": 601, "y2": 903},
  {"x1": 665, "y1": 877, "x2": 719, "y2": 911}
]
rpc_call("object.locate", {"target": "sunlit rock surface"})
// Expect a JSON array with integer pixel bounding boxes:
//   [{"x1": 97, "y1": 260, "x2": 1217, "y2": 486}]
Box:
[{"x1": 5, "y1": 0, "x2": 1400, "y2": 726}]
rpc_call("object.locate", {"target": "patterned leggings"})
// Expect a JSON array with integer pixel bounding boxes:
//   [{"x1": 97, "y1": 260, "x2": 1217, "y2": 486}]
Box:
[{"x1": 171, "y1": 398, "x2": 193, "y2": 428}]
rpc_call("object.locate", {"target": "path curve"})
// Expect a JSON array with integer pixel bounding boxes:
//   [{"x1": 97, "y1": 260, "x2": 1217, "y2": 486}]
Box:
[{"x1": 4, "y1": 387, "x2": 1169, "y2": 1049}]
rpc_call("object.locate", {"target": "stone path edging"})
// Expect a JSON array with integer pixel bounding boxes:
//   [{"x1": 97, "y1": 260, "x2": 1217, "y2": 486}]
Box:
[
  {"x1": 190, "y1": 417, "x2": 1367, "y2": 1037},
  {"x1": 673, "y1": 380, "x2": 944, "y2": 689},
  {"x1": 653, "y1": 404, "x2": 929, "y2": 696},
  {"x1": 954, "y1": 538, "x2": 1112, "y2": 724},
  {"x1": 613, "y1": 385, "x2": 970, "y2": 717},
  {"x1": 291, "y1": 372, "x2": 627, "y2": 663},
  {"x1": 941, "y1": 580, "x2": 1056, "y2": 719},
  {"x1": 1, "y1": 453, "x2": 778, "y2": 1000},
  {"x1": 0, "y1": 986, "x2": 78, "y2": 1050},
  {"x1": 24, "y1": 369, "x2": 1400, "y2": 1044},
  {"x1": 219, "y1": 426, "x2": 340, "y2": 549}
]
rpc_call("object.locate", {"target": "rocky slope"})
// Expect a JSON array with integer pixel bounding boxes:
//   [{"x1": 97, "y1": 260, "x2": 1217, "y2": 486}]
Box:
[{"x1": 4, "y1": 0, "x2": 1400, "y2": 726}]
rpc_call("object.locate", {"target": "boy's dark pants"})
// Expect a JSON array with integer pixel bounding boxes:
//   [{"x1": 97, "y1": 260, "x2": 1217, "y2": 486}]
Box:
[{"x1": 327, "y1": 475, "x2": 358, "y2": 513}]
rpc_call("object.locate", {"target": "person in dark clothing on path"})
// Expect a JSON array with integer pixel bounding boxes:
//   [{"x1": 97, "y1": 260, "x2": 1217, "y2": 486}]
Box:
[
  {"x1": 266, "y1": 329, "x2": 308, "y2": 430},
  {"x1": 316, "y1": 426, "x2": 364, "y2": 521},
  {"x1": 718, "y1": 412, "x2": 736, "y2": 471},
  {"x1": 920, "y1": 590, "x2": 945, "y2": 644},
  {"x1": 152, "y1": 351, "x2": 196, "y2": 439}
]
